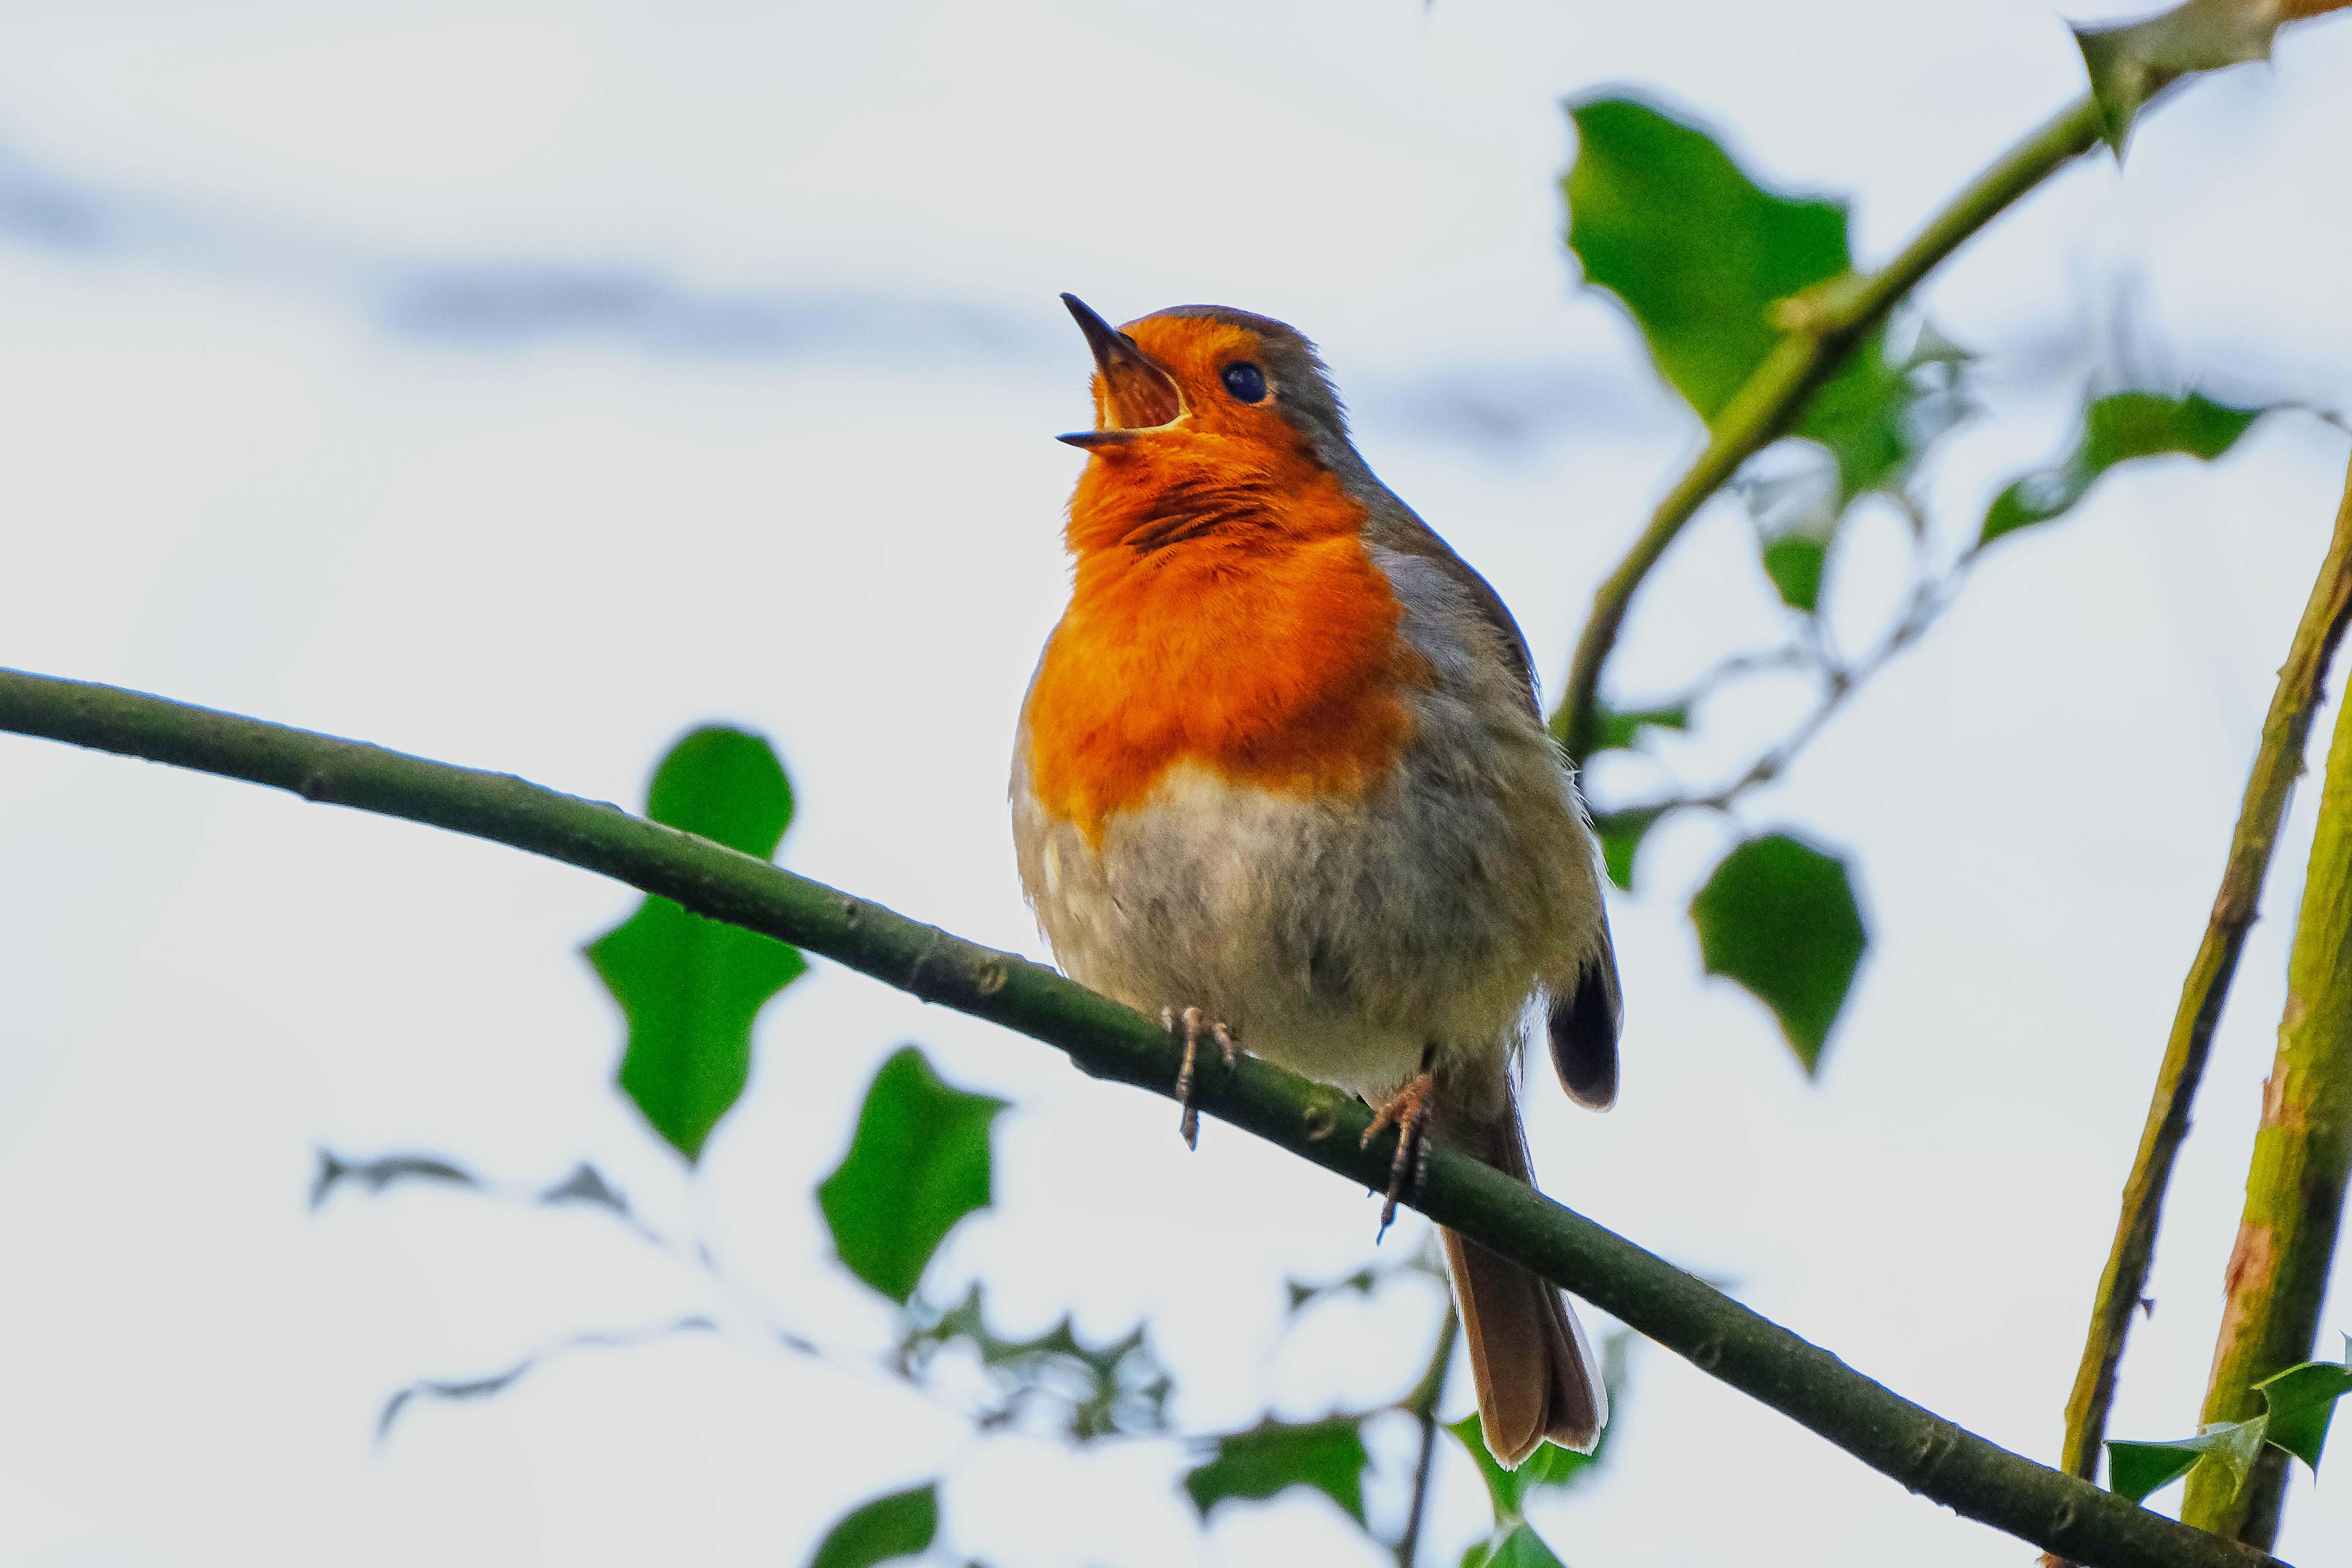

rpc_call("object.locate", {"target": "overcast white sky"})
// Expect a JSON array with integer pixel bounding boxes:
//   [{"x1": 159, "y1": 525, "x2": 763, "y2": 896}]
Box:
[{"x1": 3, "y1": 3, "x2": 2351, "y2": 1565}]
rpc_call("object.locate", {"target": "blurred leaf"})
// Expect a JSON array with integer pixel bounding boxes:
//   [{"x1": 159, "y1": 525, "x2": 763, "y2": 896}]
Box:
[
  {"x1": 2073, "y1": 0, "x2": 2344, "y2": 156},
  {"x1": 1183, "y1": 1416, "x2": 1369, "y2": 1525},
  {"x1": 587, "y1": 725, "x2": 806, "y2": 1161},
  {"x1": 804, "y1": 1482, "x2": 939, "y2": 1568},
  {"x1": 820, "y1": 1046, "x2": 1007, "y2": 1304},
  {"x1": 2107, "y1": 1416, "x2": 2268, "y2": 1504},
  {"x1": 1564, "y1": 95, "x2": 1928, "y2": 504},
  {"x1": 899, "y1": 1282, "x2": 1170, "y2": 1440},
  {"x1": 538, "y1": 1162, "x2": 629, "y2": 1214},
  {"x1": 1448, "y1": 1331, "x2": 1628, "y2": 1552},
  {"x1": 1759, "y1": 536, "x2": 1827, "y2": 612},
  {"x1": 311, "y1": 1150, "x2": 479, "y2": 1208},
  {"x1": 1690, "y1": 833, "x2": 1867, "y2": 1074},
  {"x1": 1566, "y1": 96, "x2": 1847, "y2": 423},
  {"x1": 377, "y1": 1315, "x2": 716, "y2": 1442},
  {"x1": 1593, "y1": 703, "x2": 1689, "y2": 753},
  {"x1": 1449, "y1": 1415, "x2": 1602, "y2": 1522},
  {"x1": 1462, "y1": 1522, "x2": 1568, "y2": 1568},
  {"x1": 2256, "y1": 1357, "x2": 2352, "y2": 1472},
  {"x1": 1978, "y1": 391, "x2": 2267, "y2": 550},
  {"x1": 1284, "y1": 1265, "x2": 1382, "y2": 1313},
  {"x1": 1593, "y1": 806, "x2": 1667, "y2": 893}
]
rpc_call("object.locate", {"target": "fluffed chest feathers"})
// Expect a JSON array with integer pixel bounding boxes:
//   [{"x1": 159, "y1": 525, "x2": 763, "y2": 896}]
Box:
[{"x1": 1012, "y1": 704, "x2": 1603, "y2": 1099}]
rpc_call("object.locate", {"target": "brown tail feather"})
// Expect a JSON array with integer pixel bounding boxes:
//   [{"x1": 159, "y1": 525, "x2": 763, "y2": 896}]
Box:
[
  {"x1": 1444, "y1": 1228, "x2": 1605, "y2": 1464},
  {"x1": 1438, "y1": 1082, "x2": 1606, "y2": 1466}
]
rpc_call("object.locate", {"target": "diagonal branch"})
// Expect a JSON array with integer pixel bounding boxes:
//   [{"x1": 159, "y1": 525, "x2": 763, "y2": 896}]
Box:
[
  {"x1": 0, "y1": 667, "x2": 2285, "y2": 1568},
  {"x1": 2049, "y1": 451, "x2": 2352, "y2": 1518},
  {"x1": 1549, "y1": 94, "x2": 2103, "y2": 765},
  {"x1": 2180, "y1": 464, "x2": 2352, "y2": 1547}
]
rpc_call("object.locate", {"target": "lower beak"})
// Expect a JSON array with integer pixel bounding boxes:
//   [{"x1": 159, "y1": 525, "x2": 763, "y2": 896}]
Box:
[{"x1": 1057, "y1": 293, "x2": 1182, "y2": 448}]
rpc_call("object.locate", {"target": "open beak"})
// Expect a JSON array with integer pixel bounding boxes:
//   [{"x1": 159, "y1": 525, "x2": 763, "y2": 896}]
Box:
[{"x1": 1057, "y1": 293, "x2": 1183, "y2": 449}]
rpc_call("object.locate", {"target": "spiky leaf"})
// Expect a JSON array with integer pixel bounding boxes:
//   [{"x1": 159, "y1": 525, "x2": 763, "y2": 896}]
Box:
[
  {"x1": 2107, "y1": 1417, "x2": 2269, "y2": 1504},
  {"x1": 2256, "y1": 1357, "x2": 2352, "y2": 1472}
]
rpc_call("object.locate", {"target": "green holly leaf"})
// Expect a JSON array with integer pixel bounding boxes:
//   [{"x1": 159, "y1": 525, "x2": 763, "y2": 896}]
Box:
[
  {"x1": 1690, "y1": 833, "x2": 1867, "y2": 1074},
  {"x1": 2107, "y1": 1417, "x2": 2268, "y2": 1505},
  {"x1": 586, "y1": 726, "x2": 806, "y2": 1161},
  {"x1": 1563, "y1": 95, "x2": 1927, "y2": 505},
  {"x1": 1183, "y1": 1416, "x2": 1369, "y2": 1525},
  {"x1": 1461, "y1": 1522, "x2": 1567, "y2": 1568},
  {"x1": 2073, "y1": 0, "x2": 2345, "y2": 157},
  {"x1": 1978, "y1": 391, "x2": 2268, "y2": 550},
  {"x1": 2255, "y1": 1357, "x2": 2352, "y2": 1472},
  {"x1": 802, "y1": 1482, "x2": 938, "y2": 1568},
  {"x1": 819, "y1": 1047, "x2": 1007, "y2": 1304}
]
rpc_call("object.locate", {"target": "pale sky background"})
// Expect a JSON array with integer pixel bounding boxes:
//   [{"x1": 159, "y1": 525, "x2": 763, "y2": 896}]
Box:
[{"x1": 3, "y1": 3, "x2": 2352, "y2": 1565}]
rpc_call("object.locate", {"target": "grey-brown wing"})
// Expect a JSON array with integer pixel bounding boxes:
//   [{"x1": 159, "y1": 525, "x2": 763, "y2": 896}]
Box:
[{"x1": 1355, "y1": 492, "x2": 1541, "y2": 720}]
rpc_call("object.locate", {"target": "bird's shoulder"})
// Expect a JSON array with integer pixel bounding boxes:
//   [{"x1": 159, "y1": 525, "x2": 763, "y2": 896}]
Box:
[{"x1": 1347, "y1": 478, "x2": 1542, "y2": 722}]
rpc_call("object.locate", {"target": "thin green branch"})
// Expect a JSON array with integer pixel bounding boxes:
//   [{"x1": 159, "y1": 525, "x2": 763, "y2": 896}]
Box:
[
  {"x1": 2181, "y1": 482, "x2": 2352, "y2": 1546},
  {"x1": 1548, "y1": 94, "x2": 2104, "y2": 765},
  {"x1": 2053, "y1": 452, "x2": 2352, "y2": 1503},
  {"x1": 1394, "y1": 1303, "x2": 1460, "y2": 1568},
  {"x1": 0, "y1": 668, "x2": 2282, "y2": 1568}
]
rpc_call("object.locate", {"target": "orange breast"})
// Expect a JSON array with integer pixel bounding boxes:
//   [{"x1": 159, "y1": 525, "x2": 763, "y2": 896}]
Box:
[{"x1": 1023, "y1": 454, "x2": 1427, "y2": 843}]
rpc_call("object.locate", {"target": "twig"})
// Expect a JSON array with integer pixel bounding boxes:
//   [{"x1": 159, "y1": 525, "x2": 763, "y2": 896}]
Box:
[
  {"x1": 2177, "y1": 456, "x2": 2352, "y2": 1548},
  {"x1": 2047, "y1": 449, "x2": 2352, "y2": 1541},
  {"x1": 1394, "y1": 1303, "x2": 1460, "y2": 1568},
  {"x1": 1600, "y1": 556, "x2": 1959, "y2": 821},
  {"x1": 0, "y1": 668, "x2": 2283, "y2": 1568},
  {"x1": 1550, "y1": 95, "x2": 2104, "y2": 765}
]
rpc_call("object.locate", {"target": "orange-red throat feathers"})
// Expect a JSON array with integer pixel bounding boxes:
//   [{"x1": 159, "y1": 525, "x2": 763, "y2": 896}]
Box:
[{"x1": 1024, "y1": 314, "x2": 1429, "y2": 843}]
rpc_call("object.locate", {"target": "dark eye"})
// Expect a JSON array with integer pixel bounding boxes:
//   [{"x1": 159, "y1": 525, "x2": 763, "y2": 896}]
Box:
[{"x1": 1220, "y1": 361, "x2": 1268, "y2": 403}]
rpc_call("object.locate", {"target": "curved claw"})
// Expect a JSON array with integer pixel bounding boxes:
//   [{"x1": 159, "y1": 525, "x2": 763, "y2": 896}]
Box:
[
  {"x1": 1361, "y1": 1059, "x2": 1437, "y2": 1239},
  {"x1": 1165, "y1": 1005, "x2": 1239, "y2": 1149}
]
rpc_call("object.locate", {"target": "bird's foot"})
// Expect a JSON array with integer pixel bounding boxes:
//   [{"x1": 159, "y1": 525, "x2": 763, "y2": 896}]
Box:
[
  {"x1": 1362, "y1": 1055, "x2": 1437, "y2": 1240},
  {"x1": 1163, "y1": 1005, "x2": 1239, "y2": 1150}
]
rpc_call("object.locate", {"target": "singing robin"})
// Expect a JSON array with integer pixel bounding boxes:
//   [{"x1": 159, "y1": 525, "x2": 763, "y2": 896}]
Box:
[{"x1": 1011, "y1": 296, "x2": 1621, "y2": 1464}]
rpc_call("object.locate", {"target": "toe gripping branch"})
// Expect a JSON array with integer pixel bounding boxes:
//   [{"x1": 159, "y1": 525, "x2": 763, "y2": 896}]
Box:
[
  {"x1": 1165, "y1": 1005, "x2": 1238, "y2": 1150},
  {"x1": 1361, "y1": 1051, "x2": 1438, "y2": 1240}
]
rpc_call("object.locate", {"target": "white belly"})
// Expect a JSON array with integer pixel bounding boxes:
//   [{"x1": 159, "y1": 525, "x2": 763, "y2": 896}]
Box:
[{"x1": 1011, "y1": 747, "x2": 1600, "y2": 1101}]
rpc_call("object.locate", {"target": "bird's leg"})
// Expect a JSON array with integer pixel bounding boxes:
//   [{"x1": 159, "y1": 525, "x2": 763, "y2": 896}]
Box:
[
  {"x1": 1361, "y1": 1046, "x2": 1438, "y2": 1239},
  {"x1": 1163, "y1": 1005, "x2": 1238, "y2": 1150}
]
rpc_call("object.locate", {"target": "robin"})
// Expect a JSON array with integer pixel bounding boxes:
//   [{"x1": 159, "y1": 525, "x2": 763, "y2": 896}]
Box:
[{"x1": 1011, "y1": 295, "x2": 1621, "y2": 1464}]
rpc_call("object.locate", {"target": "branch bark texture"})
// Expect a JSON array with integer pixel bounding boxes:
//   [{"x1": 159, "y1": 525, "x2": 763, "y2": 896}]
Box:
[
  {"x1": 1548, "y1": 95, "x2": 2103, "y2": 764},
  {"x1": 2181, "y1": 585, "x2": 2352, "y2": 1546},
  {"x1": 0, "y1": 667, "x2": 2286, "y2": 1568},
  {"x1": 2054, "y1": 451, "x2": 2352, "y2": 1500}
]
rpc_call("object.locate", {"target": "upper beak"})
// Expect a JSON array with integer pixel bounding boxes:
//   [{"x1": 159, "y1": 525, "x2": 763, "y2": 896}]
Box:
[{"x1": 1057, "y1": 293, "x2": 1183, "y2": 449}]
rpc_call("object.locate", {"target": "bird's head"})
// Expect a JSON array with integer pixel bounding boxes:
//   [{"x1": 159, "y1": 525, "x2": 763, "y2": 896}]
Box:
[
  {"x1": 1055, "y1": 296, "x2": 1366, "y2": 556},
  {"x1": 1057, "y1": 294, "x2": 1352, "y2": 466}
]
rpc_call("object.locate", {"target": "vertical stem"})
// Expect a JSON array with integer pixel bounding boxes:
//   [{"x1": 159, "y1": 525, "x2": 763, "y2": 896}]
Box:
[
  {"x1": 1395, "y1": 1303, "x2": 1461, "y2": 1568},
  {"x1": 2181, "y1": 574, "x2": 2352, "y2": 1545},
  {"x1": 2050, "y1": 452, "x2": 2352, "y2": 1518}
]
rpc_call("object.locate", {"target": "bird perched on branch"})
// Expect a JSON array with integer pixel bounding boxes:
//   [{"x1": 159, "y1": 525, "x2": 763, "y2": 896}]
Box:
[{"x1": 1011, "y1": 295, "x2": 1621, "y2": 1465}]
